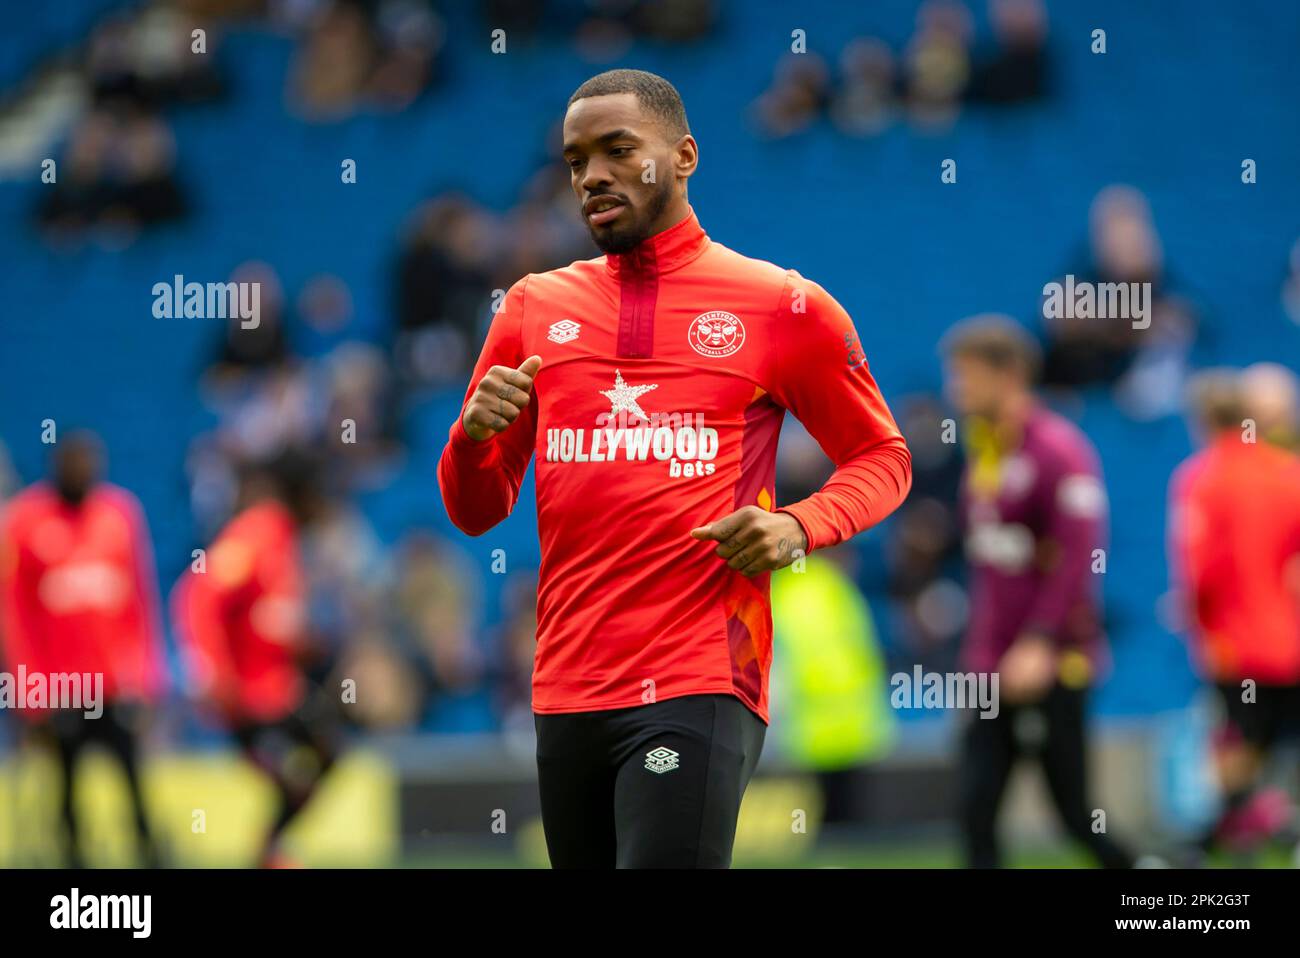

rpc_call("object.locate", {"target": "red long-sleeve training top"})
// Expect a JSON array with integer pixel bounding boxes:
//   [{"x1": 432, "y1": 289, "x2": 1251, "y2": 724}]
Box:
[
  {"x1": 438, "y1": 208, "x2": 911, "y2": 722},
  {"x1": 170, "y1": 500, "x2": 306, "y2": 723},
  {"x1": 0, "y1": 482, "x2": 166, "y2": 717},
  {"x1": 1168, "y1": 436, "x2": 1300, "y2": 684}
]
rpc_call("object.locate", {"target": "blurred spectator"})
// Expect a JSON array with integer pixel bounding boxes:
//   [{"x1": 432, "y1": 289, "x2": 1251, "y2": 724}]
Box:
[
  {"x1": 299, "y1": 493, "x2": 389, "y2": 677},
  {"x1": 295, "y1": 273, "x2": 357, "y2": 358},
  {"x1": 491, "y1": 569, "x2": 540, "y2": 735},
  {"x1": 335, "y1": 635, "x2": 423, "y2": 729},
  {"x1": 882, "y1": 396, "x2": 967, "y2": 667},
  {"x1": 751, "y1": 52, "x2": 831, "y2": 139},
  {"x1": 369, "y1": 0, "x2": 446, "y2": 111},
  {"x1": 393, "y1": 194, "x2": 498, "y2": 389},
  {"x1": 85, "y1": 6, "x2": 225, "y2": 109},
  {"x1": 572, "y1": 0, "x2": 715, "y2": 59},
  {"x1": 625, "y1": 0, "x2": 717, "y2": 43},
  {"x1": 288, "y1": 0, "x2": 444, "y2": 121},
  {"x1": 185, "y1": 360, "x2": 315, "y2": 534},
  {"x1": 966, "y1": 0, "x2": 1049, "y2": 104},
  {"x1": 389, "y1": 532, "x2": 485, "y2": 721},
  {"x1": 903, "y1": 0, "x2": 972, "y2": 128},
  {"x1": 1041, "y1": 185, "x2": 1199, "y2": 405},
  {"x1": 36, "y1": 105, "x2": 188, "y2": 243},
  {"x1": 502, "y1": 128, "x2": 598, "y2": 279},
  {"x1": 478, "y1": 0, "x2": 545, "y2": 40},
  {"x1": 290, "y1": 0, "x2": 375, "y2": 120},
  {"x1": 1283, "y1": 238, "x2": 1300, "y2": 325},
  {"x1": 207, "y1": 261, "x2": 290, "y2": 383},
  {"x1": 29, "y1": 1, "x2": 233, "y2": 245},
  {"x1": 829, "y1": 38, "x2": 897, "y2": 137},
  {"x1": 321, "y1": 342, "x2": 401, "y2": 482}
]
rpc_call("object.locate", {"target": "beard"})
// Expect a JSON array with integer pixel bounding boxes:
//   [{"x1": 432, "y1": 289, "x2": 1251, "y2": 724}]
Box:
[{"x1": 586, "y1": 179, "x2": 674, "y2": 255}]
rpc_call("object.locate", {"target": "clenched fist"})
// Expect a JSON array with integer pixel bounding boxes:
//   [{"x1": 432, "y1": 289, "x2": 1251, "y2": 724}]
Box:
[
  {"x1": 690, "y1": 506, "x2": 808, "y2": 577},
  {"x1": 463, "y1": 355, "x2": 543, "y2": 441},
  {"x1": 997, "y1": 634, "x2": 1057, "y2": 704}
]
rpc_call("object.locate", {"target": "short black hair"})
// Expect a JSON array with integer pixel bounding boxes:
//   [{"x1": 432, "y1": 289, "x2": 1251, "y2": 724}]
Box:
[
  {"x1": 1187, "y1": 368, "x2": 1245, "y2": 434},
  {"x1": 941, "y1": 314, "x2": 1042, "y2": 383},
  {"x1": 567, "y1": 69, "x2": 690, "y2": 139}
]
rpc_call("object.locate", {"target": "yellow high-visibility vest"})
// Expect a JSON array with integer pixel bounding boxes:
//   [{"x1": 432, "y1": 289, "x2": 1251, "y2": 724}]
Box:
[{"x1": 770, "y1": 554, "x2": 895, "y2": 770}]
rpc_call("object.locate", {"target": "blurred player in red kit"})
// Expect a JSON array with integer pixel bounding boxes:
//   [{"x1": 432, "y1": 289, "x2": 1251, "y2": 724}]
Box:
[
  {"x1": 0, "y1": 432, "x2": 165, "y2": 867},
  {"x1": 438, "y1": 69, "x2": 911, "y2": 867},
  {"x1": 171, "y1": 449, "x2": 338, "y2": 867},
  {"x1": 1168, "y1": 371, "x2": 1300, "y2": 857},
  {"x1": 942, "y1": 317, "x2": 1135, "y2": 868}
]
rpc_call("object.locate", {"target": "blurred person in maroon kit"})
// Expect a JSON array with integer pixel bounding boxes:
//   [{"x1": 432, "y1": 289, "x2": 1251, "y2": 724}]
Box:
[
  {"x1": 943, "y1": 317, "x2": 1135, "y2": 868},
  {"x1": 0, "y1": 432, "x2": 166, "y2": 867}
]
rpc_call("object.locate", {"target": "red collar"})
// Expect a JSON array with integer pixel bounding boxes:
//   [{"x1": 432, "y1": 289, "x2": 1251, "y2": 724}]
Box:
[{"x1": 604, "y1": 207, "x2": 710, "y2": 277}]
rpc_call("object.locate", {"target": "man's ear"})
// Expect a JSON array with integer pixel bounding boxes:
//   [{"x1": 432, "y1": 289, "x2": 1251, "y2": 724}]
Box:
[{"x1": 674, "y1": 134, "x2": 699, "y2": 181}]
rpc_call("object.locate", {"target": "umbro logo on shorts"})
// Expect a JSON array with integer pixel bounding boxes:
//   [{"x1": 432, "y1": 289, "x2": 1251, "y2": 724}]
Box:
[{"x1": 644, "y1": 746, "x2": 680, "y2": 774}]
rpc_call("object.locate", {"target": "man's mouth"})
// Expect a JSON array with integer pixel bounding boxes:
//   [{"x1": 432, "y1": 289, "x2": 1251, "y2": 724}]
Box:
[{"x1": 584, "y1": 196, "x2": 627, "y2": 227}]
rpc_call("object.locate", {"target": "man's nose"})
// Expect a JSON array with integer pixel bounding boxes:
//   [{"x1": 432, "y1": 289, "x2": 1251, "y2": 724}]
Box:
[{"x1": 581, "y1": 158, "x2": 614, "y2": 193}]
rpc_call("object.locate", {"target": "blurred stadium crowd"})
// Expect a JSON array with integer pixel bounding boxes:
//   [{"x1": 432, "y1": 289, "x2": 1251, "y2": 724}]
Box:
[{"x1": 1, "y1": 0, "x2": 1299, "y2": 864}]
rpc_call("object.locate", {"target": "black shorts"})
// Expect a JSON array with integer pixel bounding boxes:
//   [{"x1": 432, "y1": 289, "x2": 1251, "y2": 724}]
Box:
[
  {"x1": 232, "y1": 689, "x2": 339, "y2": 770},
  {"x1": 1214, "y1": 682, "x2": 1300, "y2": 750},
  {"x1": 534, "y1": 693, "x2": 767, "y2": 869}
]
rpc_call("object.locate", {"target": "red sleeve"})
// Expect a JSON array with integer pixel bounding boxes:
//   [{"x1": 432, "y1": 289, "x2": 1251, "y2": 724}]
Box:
[
  {"x1": 437, "y1": 276, "x2": 539, "y2": 536},
  {"x1": 119, "y1": 494, "x2": 167, "y2": 700},
  {"x1": 172, "y1": 550, "x2": 240, "y2": 697},
  {"x1": 767, "y1": 272, "x2": 912, "y2": 552},
  {"x1": 1167, "y1": 459, "x2": 1224, "y2": 634},
  {"x1": 0, "y1": 503, "x2": 43, "y2": 676}
]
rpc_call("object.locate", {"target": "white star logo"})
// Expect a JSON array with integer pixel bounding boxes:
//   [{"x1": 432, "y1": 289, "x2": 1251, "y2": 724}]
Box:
[{"x1": 600, "y1": 369, "x2": 658, "y2": 423}]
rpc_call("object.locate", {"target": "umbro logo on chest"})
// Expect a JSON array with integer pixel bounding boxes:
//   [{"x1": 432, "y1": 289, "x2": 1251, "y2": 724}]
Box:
[
  {"x1": 546, "y1": 311, "x2": 747, "y2": 357},
  {"x1": 547, "y1": 319, "x2": 580, "y2": 344}
]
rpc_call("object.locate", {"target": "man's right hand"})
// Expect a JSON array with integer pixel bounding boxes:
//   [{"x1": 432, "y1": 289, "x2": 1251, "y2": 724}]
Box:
[{"x1": 462, "y1": 355, "x2": 543, "y2": 441}]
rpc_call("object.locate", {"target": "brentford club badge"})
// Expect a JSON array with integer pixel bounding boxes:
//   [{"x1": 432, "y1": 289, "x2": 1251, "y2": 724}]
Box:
[{"x1": 688, "y1": 310, "x2": 746, "y2": 358}]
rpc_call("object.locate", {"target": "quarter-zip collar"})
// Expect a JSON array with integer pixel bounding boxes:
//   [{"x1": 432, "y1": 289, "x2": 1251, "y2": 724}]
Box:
[
  {"x1": 606, "y1": 206, "x2": 710, "y2": 359},
  {"x1": 604, "y1": 206, "x2": 710, "y2": 278}
]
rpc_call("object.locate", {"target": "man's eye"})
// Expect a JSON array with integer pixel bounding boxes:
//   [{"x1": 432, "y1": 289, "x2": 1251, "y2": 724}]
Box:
[
  {"x1": 610, "y1": 147, "x2": 632, "y2": 157},
  {"x1": 567, "y1": 158, "x2": 584, "y2": 170}
]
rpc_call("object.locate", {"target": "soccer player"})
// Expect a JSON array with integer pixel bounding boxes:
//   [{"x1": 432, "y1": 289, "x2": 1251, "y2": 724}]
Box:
[
  {"x1": 1169, "y1": 370, "x2": 1300, "y2": 856},
  {"x1": 437, "y1": 69, "x2": 912, "y2": 868},
  {"x1": 0, "y1": 432, "x2": 165, "y2": 867},
  {"x1": 941, "y1": 316, "x2": 1135, "y2": 868},
  {"x1": 171, "y1": 450, "x2": 338, "y2": 868}
]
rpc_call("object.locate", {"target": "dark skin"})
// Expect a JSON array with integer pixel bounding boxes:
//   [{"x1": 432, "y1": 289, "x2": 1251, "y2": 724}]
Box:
[
  {"x1": 463, "y1": 91, "x2": 807, "y2": 576},
  {"x1": 52, "y1": 434, "x2": 103, "y2": 506}
]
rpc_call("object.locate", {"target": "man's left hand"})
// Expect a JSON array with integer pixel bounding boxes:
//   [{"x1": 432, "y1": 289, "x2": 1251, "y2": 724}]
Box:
[{"x1": 690, "y1": 506, "x2": 807, "y2": 577}]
